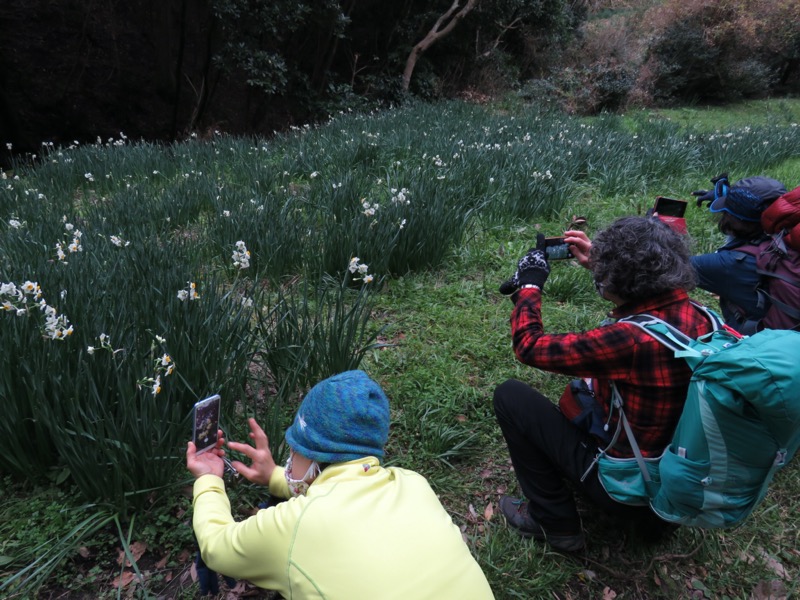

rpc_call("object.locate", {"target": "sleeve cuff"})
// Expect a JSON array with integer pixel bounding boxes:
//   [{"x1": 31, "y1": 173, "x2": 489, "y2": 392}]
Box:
[{"x1": 268, "y1": 465, "x2": 290, "y2": 499}]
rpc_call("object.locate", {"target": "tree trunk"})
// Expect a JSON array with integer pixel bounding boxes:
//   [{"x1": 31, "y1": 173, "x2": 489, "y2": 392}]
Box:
[{"x1": 402, "y1": 0, "x2": 478, "y2": 92}]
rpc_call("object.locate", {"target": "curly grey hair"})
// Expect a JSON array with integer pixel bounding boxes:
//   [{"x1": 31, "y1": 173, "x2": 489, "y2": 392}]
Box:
[{"x1": 589, "y1": 216, "x2": 696, "y2": 302}]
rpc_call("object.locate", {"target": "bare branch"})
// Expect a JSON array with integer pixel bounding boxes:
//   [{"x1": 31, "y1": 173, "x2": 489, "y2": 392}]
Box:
[
  {"x1": 402, "y1": 0, "x2": 479, "y2": 91},
  {"x1": 478, "y1": 17, "x2": 522, "y2": 59}
]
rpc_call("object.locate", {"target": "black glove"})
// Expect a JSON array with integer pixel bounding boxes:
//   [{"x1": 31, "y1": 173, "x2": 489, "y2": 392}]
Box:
[
  {"x1": 499, "y1": 234, "x2": 551, "y2": 295},
  {"x1": 692, "y1": 172, "x2": 728, "y2": 207}
]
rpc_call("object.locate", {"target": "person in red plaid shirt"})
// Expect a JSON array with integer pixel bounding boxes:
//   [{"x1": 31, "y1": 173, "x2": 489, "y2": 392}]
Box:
[{"x1": 494, "y1": 216, "x2": 716, "y2": 552}]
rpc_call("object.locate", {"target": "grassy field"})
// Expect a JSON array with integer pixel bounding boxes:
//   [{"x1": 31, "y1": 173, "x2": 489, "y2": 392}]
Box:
[{"x1": 1, "y1": 98, "x2": 799, "y2": 599}]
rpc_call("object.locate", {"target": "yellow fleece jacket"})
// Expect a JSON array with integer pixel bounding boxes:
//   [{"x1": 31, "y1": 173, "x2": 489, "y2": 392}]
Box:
[{"x1": 193, "y1": 457, "x2": 494, "y2": 599}]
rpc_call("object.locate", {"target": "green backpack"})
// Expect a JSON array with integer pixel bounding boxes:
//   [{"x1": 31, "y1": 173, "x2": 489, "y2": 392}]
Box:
[{"x1": 592, "y1": 306, "x2": 800, "y2": 528}]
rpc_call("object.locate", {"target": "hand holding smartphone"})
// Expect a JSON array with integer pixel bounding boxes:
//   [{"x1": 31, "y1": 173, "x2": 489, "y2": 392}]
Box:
[{"x1": 192, "y1": 394, "x2": 221, "y2": 455}]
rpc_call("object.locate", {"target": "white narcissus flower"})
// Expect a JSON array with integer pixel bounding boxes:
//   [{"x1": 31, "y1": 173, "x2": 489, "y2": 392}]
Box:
[
  {"x1": 110, "y1": 235, "x2": 130, "y2": 248},
  {"x1": 348, "y1": 257, "x2": 360, "y2": 273},
  {"x1": 177, "y1": 289, "x2": 189, "y2": 301},
  {"x1": 232, "y1": 241, "x2": 251, "y2": 269}
]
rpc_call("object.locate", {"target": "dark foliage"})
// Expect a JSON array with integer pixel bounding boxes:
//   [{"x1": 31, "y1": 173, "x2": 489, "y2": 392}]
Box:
[{"x1": 0, "y1": 0, "x2": 585, "y2": 164}]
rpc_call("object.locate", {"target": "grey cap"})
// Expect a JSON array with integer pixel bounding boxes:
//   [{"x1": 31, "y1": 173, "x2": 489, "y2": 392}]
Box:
[{"x1": 709, "y1": 176, "x2": 786, "y2": 222}]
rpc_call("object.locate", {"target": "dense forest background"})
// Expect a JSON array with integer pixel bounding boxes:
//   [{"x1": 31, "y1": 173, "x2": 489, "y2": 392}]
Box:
[{"x1": 1, "y1": 0, "x2": 799, "y2": 162}]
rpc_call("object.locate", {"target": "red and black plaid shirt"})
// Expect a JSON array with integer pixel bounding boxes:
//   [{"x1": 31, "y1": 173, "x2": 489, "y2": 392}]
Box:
[{"x1": 511, "y1": 287, "x2": 716, "y2": 457}]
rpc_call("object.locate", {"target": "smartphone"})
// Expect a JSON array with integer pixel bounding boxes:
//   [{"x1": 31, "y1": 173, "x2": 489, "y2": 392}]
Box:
[
  {"x1": 654, "y1": 196, "x2": 687, "y2": 218},
  {"x1": 192, "y1": 394, "x2": 221, "y2": 455},
  {"x1": 544, "y1": 236, "x2": 574, "y2": 260}
]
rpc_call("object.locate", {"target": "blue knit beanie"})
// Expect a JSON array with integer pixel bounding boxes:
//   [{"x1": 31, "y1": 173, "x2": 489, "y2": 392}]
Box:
[{"x1": 285, "y1": 370, "x2": 390, "y2": 464}]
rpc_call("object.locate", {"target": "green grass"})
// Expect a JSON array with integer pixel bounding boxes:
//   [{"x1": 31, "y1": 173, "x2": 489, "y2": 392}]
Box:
[
  {"x1": 635, "y1": 98, "x2": 800, "y2": 130},
  {"x1": 368, "y1": 220, "x2": 800, "y2": 599},
  {"x1": 2, "y1": 98, "x2": 800, "y2": 598}
]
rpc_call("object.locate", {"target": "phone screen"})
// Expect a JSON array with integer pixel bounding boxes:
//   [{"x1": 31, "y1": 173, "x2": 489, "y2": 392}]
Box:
[
  {"x1": 544, "y1": 236, "x2": 573, "y2": 260},
  {"x1": 654, "y1": 197, "x2": 687, "y2": 218},
  {"x1": 192, "y1": 394, "x2": 221, "y2": 455}
]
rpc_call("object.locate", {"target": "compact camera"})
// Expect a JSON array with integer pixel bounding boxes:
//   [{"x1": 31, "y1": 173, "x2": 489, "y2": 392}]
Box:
[
  {"x1": 653, "y1": 196, "x2": 688, "y2": 234},
  {"x1": 653, "y1": 196, "x2": 687, "y2": 218}
]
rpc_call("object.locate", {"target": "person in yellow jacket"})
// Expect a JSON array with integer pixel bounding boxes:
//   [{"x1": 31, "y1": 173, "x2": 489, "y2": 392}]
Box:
[{"x1": 186, "y1": 369, "x2": 494, "y2": 600}]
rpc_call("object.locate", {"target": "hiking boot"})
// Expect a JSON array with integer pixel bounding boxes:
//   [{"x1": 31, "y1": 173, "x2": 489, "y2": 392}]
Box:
[{"x1": 498, "y1": 496, "x2": 585, "y2": 552}]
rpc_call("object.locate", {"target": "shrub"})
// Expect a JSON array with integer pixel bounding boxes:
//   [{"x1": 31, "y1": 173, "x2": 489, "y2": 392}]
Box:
[{"x1": 633, "y1": 0, "x2": 800, "y2": 106}]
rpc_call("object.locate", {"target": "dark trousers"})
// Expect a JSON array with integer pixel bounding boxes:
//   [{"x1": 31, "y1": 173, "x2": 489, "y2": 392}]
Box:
[{"x1": 494, "y1": 378, "x2": 648, "y2": 533}]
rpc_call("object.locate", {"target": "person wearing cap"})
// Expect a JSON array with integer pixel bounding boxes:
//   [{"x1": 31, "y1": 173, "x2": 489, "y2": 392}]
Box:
[
  {"x1": 691, "y1": 175, "x2": 787, "y2": 332},
  {"x1": 186, "y1": 370, "x2": 495, "y2": 600}
]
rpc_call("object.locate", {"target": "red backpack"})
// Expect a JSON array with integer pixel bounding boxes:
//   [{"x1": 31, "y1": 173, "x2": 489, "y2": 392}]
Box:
[
  {"x1": 736, "y1": 232, "x2": 800, "y2": 332},
  {"x1": 762, "y1": 185, "x2": 800, "y2": 250}
]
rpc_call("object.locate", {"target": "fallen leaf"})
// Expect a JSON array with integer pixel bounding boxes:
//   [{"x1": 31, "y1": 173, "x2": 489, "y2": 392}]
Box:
[
  {"x1": 468, "y1": 503, "x2": 479, "y2": 521},
  {"x1": 155, "y1": 554, "x2": 169, "y2": 569},
  {"x1": 130, "y1": 541, "x2": 147, "y2": 562},
  {"x1": 750, "y1": 579, "x2": 787, "y2": 600},
  {"x1": 602, "y1": 586, "x2": 617, "y2": 599},
  {"x1": 112, "y1": 571, "x2": 136, "y2": 589},
  {"x1": 117, "y1": 541, "x2": 147, "y2": 567},
  {"x1": 756, "y1": 547, "x2": 789, "y2": 580},
  {"x1": 190, "y1": 560, "x2": 198, "y2": 583},
  {"x1": 78, "y1": 546, "x2": 90, "y2": 559},
  {"x1": 455, "y1": 414, "x2": 467, "y2": 422},
  {"x1": 484, "y1": 502, "x2": 494, "y2": 521},
  {"x1": 479, "y1": 469, "x2": 492, "y2": 479}
]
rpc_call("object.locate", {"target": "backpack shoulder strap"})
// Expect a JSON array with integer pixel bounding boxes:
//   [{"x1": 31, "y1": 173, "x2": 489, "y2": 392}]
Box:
[
  {"x1": 617, "y1": 303, "x2": 722, "y2": 357},
  {"x1": 580, "y1": 304, "x2": 724, "y2": 487}
]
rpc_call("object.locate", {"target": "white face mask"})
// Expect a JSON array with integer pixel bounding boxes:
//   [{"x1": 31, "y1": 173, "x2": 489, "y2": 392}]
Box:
[{"x1": 284, "y1": 452, "x2": 321, "y2": 497}]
